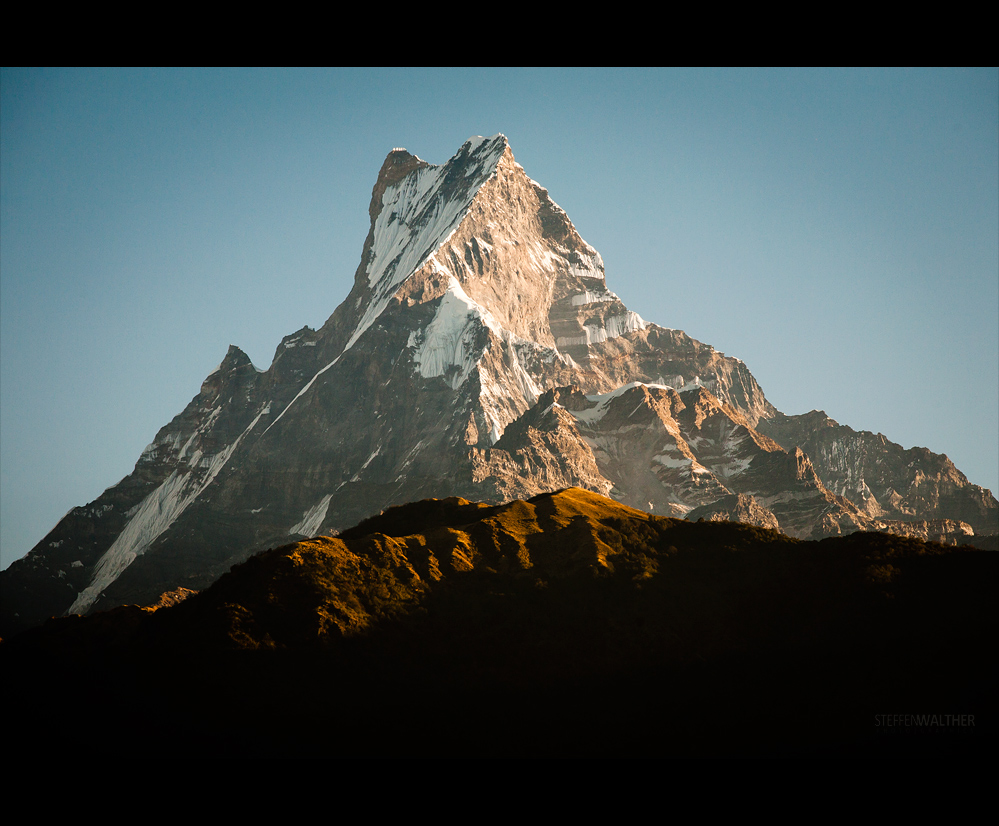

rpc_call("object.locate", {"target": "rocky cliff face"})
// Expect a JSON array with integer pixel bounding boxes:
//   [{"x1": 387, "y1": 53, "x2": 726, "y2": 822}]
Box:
[
  {"x1": 3, "y1": 135, "x2": 995, "y2": 636},
  {"x1": 758, "y1": 411, "x2": 997, "y2": 535}
]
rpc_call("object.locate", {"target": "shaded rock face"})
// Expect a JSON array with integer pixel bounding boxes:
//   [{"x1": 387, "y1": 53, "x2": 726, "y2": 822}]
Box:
[{"x1": 2, "y1": 135, "x2": 996, "y2": 635}]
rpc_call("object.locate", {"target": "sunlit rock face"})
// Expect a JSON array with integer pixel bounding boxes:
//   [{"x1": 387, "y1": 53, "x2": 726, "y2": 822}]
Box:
[
  {"x1": 685, "y1": 494, "x2": 781, "y2": 532},
  {"x1": 757, "y1": 411, "x2": 998, "y2": 535},
  {"x1": 3, "y1": 135, "x2": 995, "y2": 636}
]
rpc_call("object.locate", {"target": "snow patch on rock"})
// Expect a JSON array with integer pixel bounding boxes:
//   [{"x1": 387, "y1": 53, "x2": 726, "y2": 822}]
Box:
[
  {"x1": 570, "y1": 381, "x2": 671, "y2": 424},
  {"x1": 570, "y1": 289, "x2": 617, "y2": 306},
  {"x1": 410, "y1": 277, "x2": 500, "y2": 388},
  {"x1": 346, "y1": 135, "x2": 508, "y2": 353},
  {"x1": 290, "y1": 494, "x2": 333, "y2": 537},
  {"x1": 568, "y1": 249, "x2": 606, "y2": 281},
  {"x1": 69, "y1": 404, "x2": 269, "y2": 615},
  {"x1": 556, "y1": 311, "x2": 647, "y2": 348}
]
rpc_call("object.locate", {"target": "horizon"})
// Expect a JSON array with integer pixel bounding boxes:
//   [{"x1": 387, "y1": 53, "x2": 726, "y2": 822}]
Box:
[{"x1": 2, "y1": 67, "x2": 997, "y2": 570}]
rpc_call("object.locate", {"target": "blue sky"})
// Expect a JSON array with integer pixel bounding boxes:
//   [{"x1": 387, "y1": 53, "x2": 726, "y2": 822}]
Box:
[{"x1": 2, "y1": 67, "x2": 997, "y2": 569}]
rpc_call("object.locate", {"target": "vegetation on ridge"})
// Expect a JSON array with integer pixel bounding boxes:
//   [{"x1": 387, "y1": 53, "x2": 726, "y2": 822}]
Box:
[{"x1": 3, "y1": 488, "x2": 994, "y2": 758}]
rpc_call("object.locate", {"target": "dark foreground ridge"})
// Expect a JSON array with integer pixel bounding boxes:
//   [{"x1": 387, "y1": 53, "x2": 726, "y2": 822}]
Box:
[{"x1": 3, "y1": 488, "x2": 995, "y2": 758}]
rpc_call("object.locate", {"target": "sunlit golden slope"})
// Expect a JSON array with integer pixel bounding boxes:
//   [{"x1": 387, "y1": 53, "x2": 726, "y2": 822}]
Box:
[
  {"x1": 3, "y1": 487, "x2": 995, "y2": 757},
  {"x1": 174, "y1": 487, "x2": 677, "y2": 648}
]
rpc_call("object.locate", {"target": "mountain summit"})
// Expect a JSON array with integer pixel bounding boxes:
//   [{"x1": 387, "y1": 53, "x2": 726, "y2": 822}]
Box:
[{"x1": 3, "y1": 135, "x2": 995, "y2": 635}]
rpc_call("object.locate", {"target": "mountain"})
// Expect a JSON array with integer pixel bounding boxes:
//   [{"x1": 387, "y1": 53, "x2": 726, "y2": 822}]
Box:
[
  {"x1": 4, "y1": 488, "x2": 994, "y2": 757},
  {"x1": 2, "y1": 134, "x2": 995, "y2": 636}
]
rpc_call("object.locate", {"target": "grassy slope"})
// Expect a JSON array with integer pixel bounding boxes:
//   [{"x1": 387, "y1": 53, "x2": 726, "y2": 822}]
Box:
[{"x1": 3, "y1": 489, "x2": 995, "y2": 757}]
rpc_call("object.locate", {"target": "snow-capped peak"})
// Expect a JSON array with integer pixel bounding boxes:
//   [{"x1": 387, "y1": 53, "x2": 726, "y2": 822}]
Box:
[{"x1": 343, "y1": 136, "x2": 510, "y2": 353}]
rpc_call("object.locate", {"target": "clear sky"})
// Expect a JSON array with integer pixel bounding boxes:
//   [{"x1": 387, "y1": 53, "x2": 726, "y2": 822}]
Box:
[{"x1": 2, "y1": 68, "x2": 997, "y2": 570}]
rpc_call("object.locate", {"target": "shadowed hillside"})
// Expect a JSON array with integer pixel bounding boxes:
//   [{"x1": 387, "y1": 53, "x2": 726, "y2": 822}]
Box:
[{"x1": 3, "y1": 488, "x2": 995, "y2": 757}]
